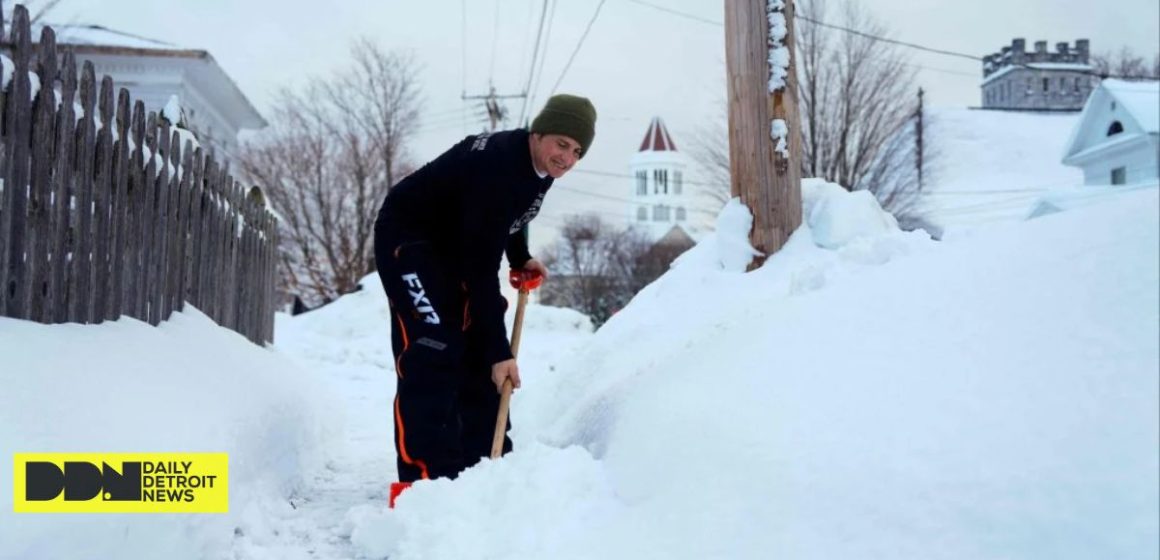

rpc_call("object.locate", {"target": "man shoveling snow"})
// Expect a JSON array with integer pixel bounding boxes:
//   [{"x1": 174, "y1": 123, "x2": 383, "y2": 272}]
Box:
[{"x1": 372, "y1": 94, "x2": 598, "y2": 487}]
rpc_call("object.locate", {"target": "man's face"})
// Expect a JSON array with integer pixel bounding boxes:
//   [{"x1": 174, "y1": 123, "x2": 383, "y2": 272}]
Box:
[{"x1": 530, "y1": 133, "x2": 582, "y2": 179}]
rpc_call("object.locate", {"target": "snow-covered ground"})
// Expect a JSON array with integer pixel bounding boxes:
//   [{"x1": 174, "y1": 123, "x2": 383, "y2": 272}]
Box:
[
  {"x1": 0, "y1": 309, "x2": 337, "y2": 559},
  {"x1": 2, "y1": 177, "x2": 1155, "y2": 559}
]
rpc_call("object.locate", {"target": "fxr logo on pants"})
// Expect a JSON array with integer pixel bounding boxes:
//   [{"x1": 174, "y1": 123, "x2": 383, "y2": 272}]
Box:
[{"x1": 402, "y1": 273, "x2": 441, "y2": 325}]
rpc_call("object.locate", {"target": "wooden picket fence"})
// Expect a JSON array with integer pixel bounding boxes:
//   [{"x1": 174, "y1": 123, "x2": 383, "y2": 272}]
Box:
[{"x1": 0, "y1": 5, "x2": 278, "y2": 345}]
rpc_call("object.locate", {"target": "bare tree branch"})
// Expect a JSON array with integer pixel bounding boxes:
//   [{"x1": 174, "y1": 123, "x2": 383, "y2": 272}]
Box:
[
  {"x1": 1092, "y1": 47, "x2": 1160, "y2": 80},
  {"x1": 539, "y1": 214, "x2": 657, "y2": 326},
  {"x1": 238, "y1": 41, "x2": 421, "y2": 307}
]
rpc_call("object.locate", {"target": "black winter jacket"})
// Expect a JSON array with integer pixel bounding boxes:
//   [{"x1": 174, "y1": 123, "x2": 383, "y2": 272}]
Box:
[{"x1": 375, "y1": 128, "x2": 552, "y2": 366}]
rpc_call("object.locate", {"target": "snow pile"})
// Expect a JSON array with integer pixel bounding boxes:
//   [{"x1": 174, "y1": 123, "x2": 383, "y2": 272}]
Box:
[
  {"x1": 351, "y1": 184, "x2": 1157, "y2": 559},
  {"x1": 803, "y1": 178, "x2": 900, "y2": 248},
  {"x1": 0, "y1": 309, "x2": 337, "y2": 560}
]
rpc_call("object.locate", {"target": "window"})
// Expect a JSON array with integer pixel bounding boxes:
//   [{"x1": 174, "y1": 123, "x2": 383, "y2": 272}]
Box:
[
  {"x1": 636, "y1": 171, "x2": 647, "y2": 195},
  {"x1": 660, "y1": 170, "x2": 669, "y2": 194},
  {"x1": 653, "y1": 205, "x2": 670, "y2": 221},
  {"x1": 1107, "y1": 121, "x2": 1124, "y2": 136},
  {"x1": 1073, "y1": 77, "x2": 1080, "y2": 92},
  {"x1": 1026, "y1": 78, "x2": 1034, "y2": 95},
  {"x1": 674, "y1": 171, "x2": 683, "y2": 195},
  {"x1": 1111, "y1": 167, "x2": 1126, "y2": 185},
  {"x1": 1042, "y1": 77, "x2": 1049, "y2": 92},
  {"x1": 637, "y1": 206, "x2": 647, "y2": 221},
  {"x1": 653, "y1": 170, "x2": 660, "y2": 194},
  {"x1": 676, "y1": 207, "x2": 687, "y2": 221},
  {"x1": 1059, "y1": 77, "x2": 1066, "y2": 91}
]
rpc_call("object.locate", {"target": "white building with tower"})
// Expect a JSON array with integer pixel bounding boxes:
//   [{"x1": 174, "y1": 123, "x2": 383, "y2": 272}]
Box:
[{"x1": 628, "y1": 117, "x2": 696, "y2": 243}]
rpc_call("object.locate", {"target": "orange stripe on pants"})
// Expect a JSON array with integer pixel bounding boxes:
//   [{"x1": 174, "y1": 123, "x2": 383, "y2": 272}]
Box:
[{"x1": 394, "y1": 395, "x2": 429, "y2": 480}]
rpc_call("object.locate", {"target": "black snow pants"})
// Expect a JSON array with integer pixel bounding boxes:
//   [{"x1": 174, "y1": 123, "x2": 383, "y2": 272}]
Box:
[{"x1": 374, "y1": 233, "x2": 512, "y2": 483}]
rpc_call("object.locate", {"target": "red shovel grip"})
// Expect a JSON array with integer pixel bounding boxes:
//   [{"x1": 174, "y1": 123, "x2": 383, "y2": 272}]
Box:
[{"x1": 508, "y1": 268, "x2": 543, "y2": 291}]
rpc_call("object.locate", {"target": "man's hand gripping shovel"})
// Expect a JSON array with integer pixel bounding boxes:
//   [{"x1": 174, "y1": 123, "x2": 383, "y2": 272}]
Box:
[{"x1": 490, "y1": 268, "x2": 543, "y2": 458}]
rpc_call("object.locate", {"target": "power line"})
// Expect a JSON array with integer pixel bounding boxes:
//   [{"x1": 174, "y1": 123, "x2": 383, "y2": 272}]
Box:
[
  {"x1": 526, "y1": 0, "x2": 559, "y2": 123},
  {"x1": 553, "y1": 183, "x2": 640, "y2": 205},
  {"x1": 517, "y1": 0, "x2": 551, "y2": 125},
  {"x1": 571, "y1": 167, "x2": 725, "y2": 189},
  {"x1": 621, "y1": 0, "x2": 1146, "y2": 81},
  {"x1": 516, "y1": 0, "x2": 538, "y2": 96},
  {"x1": 549, "y1": 0, "x2": 607, "y2": 96},
  {"x1": 424, "y1": 105, "x2": 482, "y2": 119},
  {"x1": 794, "y1": 14, "x2": 980, "y2": 62},
  {"x1": 620, "y1": 1, "x2": 981, "y2": 63},
  {"x1": 461, "y1": 0, "x2": 468, "y2": 98},
  {"x1": 489, "y1": 0, "x2": 502, "y2": 84},
  {"x1": 618, "y1": 1, "x2": 982, "y2": 79},
  {"x1": 622, "y1": 0, "x2": 722, "y2": 26}
]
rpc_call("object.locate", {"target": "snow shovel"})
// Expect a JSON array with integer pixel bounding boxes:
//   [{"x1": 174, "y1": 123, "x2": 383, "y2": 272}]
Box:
[{"x1": 490, "y1": 268, "x2": 543, "y2": 458}]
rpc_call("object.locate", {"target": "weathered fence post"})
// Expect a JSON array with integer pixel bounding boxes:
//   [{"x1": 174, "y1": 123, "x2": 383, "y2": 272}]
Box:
[
  {"x1": 70, "y1": 61, "x2": 97, "y2": 323},
  {"x1": 3, "y1": 7, "x2": 34, "y2": 319},
  {"x1": 49, "y1": 50, "x2": 76, "y2": 323}
]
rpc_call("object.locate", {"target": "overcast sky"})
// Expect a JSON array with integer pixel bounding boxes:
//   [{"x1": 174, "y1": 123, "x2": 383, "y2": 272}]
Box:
[{"x1": 42, "y1": 0, "x2": 1160, "y2": 247}]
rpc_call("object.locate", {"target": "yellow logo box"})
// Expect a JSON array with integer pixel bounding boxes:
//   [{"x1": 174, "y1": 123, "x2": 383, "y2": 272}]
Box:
[{"x1": 13, "y1": 453, "x2": 228, "y2": 513}]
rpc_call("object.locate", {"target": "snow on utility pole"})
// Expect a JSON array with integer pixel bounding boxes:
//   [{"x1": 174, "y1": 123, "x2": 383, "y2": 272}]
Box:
[{"x1": 724, "y1": 0, "x2": 802, "y2": 268}]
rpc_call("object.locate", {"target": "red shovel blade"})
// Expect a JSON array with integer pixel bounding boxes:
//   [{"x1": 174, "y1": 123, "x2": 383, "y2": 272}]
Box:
[{"x1": 389, "y1": 481, "x2": 412, "y2": 508}]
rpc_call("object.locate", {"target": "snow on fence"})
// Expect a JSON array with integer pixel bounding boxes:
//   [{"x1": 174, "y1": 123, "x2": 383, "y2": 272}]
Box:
[{"x1": 0, "y1": 5, "x2": 278, "y2": 344}]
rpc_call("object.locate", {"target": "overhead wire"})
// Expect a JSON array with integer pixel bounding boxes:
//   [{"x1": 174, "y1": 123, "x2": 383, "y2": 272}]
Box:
[
  {"x1": 516, "y1": 0, "x2": 538, "y2": 94},
  {"x1": 517, "y1": 0, "x2": 551, "y2": 125},
  {"x1": 461, "y1": 0, "x2": 468, "y2": 131},
  {"x1": 525, "y1": 0, "x2": 559, "y2": 121},
  {"x1": 621, "y1": 0, "x2": 721, "y2": 26},
  {"x1": 549, "y1": 0, "x2": 607, "y2": 96},
  {"x1": 621, "y1": 0, "x2": 1147, "y2": 81},
  {"x1": 489, "y1": 0, "x2": 502, "y2": 84}
]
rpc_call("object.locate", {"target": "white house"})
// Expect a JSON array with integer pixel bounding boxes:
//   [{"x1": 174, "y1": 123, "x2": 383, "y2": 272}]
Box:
[
  {"x1": 1061, "y1": 79, "x2": 1160, "y2": 186},
  {"x1": 628, "y1": 117, "x2": 694, "y2": 242},
  {"x1": 47, "y1": 24, "x2": 267, "y2": 157}
]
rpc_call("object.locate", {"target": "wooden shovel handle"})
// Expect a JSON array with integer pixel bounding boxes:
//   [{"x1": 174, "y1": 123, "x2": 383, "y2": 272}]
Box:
[{"x1": 491, "y1": 289, "x2": 528, "y2": 459}]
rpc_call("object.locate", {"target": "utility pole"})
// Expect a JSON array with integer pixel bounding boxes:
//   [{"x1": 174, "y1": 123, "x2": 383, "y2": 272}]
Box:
[
  {"x1": 724, "y1": 0, "x2": 802, "y2": 269},
  {"x1": 462, "y1": 85, "x2": 526, "y2": 132}
]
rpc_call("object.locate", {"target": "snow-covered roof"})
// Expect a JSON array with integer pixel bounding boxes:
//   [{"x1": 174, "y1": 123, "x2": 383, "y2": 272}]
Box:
[
  {"x1": 1102, "y1": 79, "x2": 1160, "y2": 134},
  {"x1": 1061, "y1": 79, "x2": 1159, "y2": 162},
  {"x1": 981, "y1": 62, "x2": 1093, "y2": 86},
  {"x1": 638, "y1": 117, "x2": 677, "y2": 152},
  {"x1": 37, "y1": 24, "x2": 266, "y2": 131},
  {"x1": 40, "y1": 22, "x2": 181, "y2": 50},
  {"x1": 654, "y1": 224, "x2": 695, "y2": 247},
  {"x1": 919, "y1": 107, "x2": 1081, "y2": 228}
]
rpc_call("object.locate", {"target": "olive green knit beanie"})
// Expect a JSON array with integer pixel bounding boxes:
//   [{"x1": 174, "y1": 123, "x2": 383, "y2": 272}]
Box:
[{"x1": 530, "y1": 94, "x2": 597, "y2": 157}]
